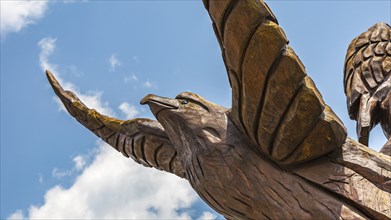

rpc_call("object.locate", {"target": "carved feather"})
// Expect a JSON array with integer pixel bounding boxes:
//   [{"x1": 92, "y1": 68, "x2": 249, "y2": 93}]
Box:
[{"x1": 203, "y1": 0, "x2": 347, "y2": 165}]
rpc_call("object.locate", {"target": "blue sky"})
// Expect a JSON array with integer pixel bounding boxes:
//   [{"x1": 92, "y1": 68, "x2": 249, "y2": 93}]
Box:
[{"x1": 1, "y1": 0, "x2": 390, "y2": 219}]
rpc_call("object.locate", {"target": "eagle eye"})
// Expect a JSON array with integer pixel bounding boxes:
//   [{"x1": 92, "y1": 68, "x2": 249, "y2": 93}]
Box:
[{"x1": 179, "y1": 99, "x2": 188, "y2": 105}]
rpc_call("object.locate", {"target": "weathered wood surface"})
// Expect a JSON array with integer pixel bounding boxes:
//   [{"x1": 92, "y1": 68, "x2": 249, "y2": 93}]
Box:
[
  {"x1": 48, "y1": 70, "x2": 390, "y2": 219},
  {"x1": 344, "y1": 22, "x2": 391, "y2": 151},
  {"x1": 294, "y1": 139, "x2": 391, "y2": 219},
  {"x1": 203, "y1": 0, "x2": 347, "y2": 166},
  {"x1": 46, "y1": 0, "x2": 391, "y2": 219}
]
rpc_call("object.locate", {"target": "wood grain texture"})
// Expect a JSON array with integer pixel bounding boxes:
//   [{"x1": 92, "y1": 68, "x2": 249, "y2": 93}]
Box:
[
  {"x1": 204, "y1": 0, "x2": 347, "y2": 165},
  {"x1": 294, "y1": 138, "x2": 391, "y2": 219}
]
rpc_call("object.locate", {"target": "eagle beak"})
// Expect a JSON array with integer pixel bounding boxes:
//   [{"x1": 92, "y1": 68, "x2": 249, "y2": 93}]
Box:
[{"x1": 140, "y1": 94, "x2": 179, "y2": 117}]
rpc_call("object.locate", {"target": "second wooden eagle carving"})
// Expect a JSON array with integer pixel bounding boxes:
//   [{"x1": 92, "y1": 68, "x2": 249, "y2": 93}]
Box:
[{"x1": 344, "y1": 22, "x2": 391, "y2": 154}]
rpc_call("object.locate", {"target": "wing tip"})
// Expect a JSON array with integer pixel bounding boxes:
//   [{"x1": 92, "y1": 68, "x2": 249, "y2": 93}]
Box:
[{"x1": 45, "y1": 70, "x2": 63, "y2": 94}]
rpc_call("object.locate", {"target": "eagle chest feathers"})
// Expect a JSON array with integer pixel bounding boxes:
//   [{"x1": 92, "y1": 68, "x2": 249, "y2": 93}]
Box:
[{"x1": 175, "y1": 116, "x2": 365, "y2": 220}]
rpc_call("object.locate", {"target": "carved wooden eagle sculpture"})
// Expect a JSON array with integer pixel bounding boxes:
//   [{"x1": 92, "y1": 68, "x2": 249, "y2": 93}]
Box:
[
  {"x1": 344, "y1": 22, "x2": 391, "y2": 154},
  {"x1": 46, "y1": 0, "x2": 391, "y2": 219}
]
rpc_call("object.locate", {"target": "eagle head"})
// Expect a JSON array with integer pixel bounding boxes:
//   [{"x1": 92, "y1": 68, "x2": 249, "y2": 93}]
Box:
[{"x1": 141, "y1": 92, "x2": 229, "y2": 157}]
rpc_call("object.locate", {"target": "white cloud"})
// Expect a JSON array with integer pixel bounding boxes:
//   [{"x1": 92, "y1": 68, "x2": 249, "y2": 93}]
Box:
[
  {"x1": 197, "y1": 212, "x2": 217, "y2": 220},
  {"x1": 39, "y1": 37, "x2": 115, "y2": 116},
  {"x1": 52, "y1": 168, "x2": 73, "y2": 178},
  {"x1": 52, "y1": 154, "x2": 87, "y2": 178},
  {"x1": 144, "y1": 81, "x2": 153, "y2": 88},
  {"x1": 39, "y1": 37, "x2": 58, "y2": 73},
  {"x1": 9, "y1": 142, "x2": 198, "y2": 219},
  {"x1": 124, "y1": 74, "x2": 138, "y2": 83},
  {"x1": 0, "y1": 1, "x2": 48, "y2": 38},
  {"x1": 7, "y1": 209, "x2": 25, "y2": 220},
  {"x1": 118, "y1": 102, "x2": 139, "y2": 119},
  {"x1": 109, "y1": 54, "x2": 121, "y2": 72},
  {"x1": 131, "y1": 74, "x2": 138, "y2": 81},
  {"x1": 73, "y1": 155, "x2": 86, "y2": 171}
]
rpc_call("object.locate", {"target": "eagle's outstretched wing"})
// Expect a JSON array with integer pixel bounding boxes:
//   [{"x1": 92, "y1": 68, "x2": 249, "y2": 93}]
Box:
[
  {"x1": 46, "y1": 71, "x2": 185, "y2": 178},
  {"x1": 203, "y1": 0, "x2": 347, "y2": 166}
]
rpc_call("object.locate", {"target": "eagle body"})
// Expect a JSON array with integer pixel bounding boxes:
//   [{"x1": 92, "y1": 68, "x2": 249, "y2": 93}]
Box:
[
  {"x1": 142, "y1": 93, "x2": 369, "y2": 219},
  {"x1": 178, "y1": 120, "x2": 367, "y2": 220}
]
